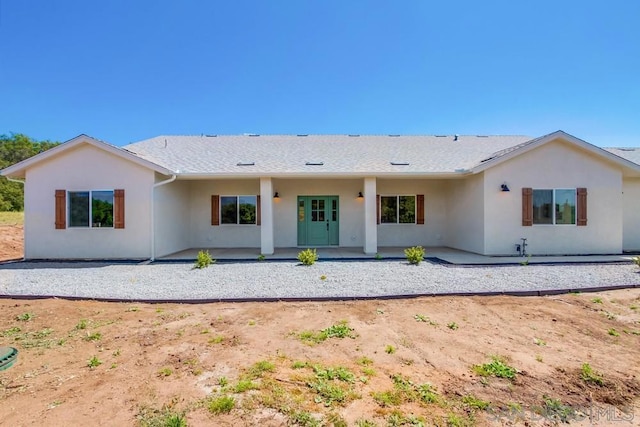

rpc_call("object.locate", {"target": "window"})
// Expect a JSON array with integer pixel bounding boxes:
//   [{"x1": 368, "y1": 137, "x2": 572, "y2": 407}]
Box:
[
  {"x1": 68, "y1": 190, "x2": 114, "y2": 228},
  {"x1": 220, "y1": 195, "x2": 257, "y2": 225},
  {"x1": 524, "y1": 188, "x2": 584, "y2": 226},
  {"x1": 380, "y1": 195, "x2": 416, "y2": 224}
]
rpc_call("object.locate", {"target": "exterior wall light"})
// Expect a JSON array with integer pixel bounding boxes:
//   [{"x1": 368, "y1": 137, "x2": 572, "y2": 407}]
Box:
[
  {"x1": 357, "y1": 192, "x2": 364, "y2": 199},
  {"x1": 274, "y1": 192, "x2": 280, "y2": 199},
  {"x1": 501, "y1": 183, "x2": 510, "y2": 192}
]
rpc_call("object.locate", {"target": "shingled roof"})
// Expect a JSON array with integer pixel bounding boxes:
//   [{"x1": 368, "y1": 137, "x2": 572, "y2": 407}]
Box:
[{"x1": 123, "y1": 134, "x2": 533, "y2": 176}]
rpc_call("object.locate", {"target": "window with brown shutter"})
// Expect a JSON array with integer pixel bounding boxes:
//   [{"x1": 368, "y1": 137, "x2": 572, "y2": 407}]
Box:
[
  {"x1": 211, "y1": 195, "x2": 220, "y2": 226},
  {"x1": 416, "y1": 194, "x2": 425, "y2": 225},
  {"x1": 522, "y1": 188, "x2": 533, "y2": 226},
  {"x1": 114, "y1": 189, "x2": 125, "y2": 229},
  {"x1": 55, "y1": 190, "x2": 66, "y2": 229},
  {"x1": 256, "y1": 195, "x2": 261, "y2": 226},
  {"x1": 376, "y1": 195, "x2": 380, "y2": 225},
  {"x1": 577, "y1": 188, "x2": 587, "y2": 226}
]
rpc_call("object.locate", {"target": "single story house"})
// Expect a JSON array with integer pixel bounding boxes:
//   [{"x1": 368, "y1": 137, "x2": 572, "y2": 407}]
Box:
[{"x1": 2, "y1": 130, "x2": 640, "y2": 260}]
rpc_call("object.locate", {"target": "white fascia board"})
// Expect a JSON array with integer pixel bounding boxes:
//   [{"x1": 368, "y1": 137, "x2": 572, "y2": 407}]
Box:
[
  {"x1": 0, "y1": 134, "x2": 174, "y2": 178},
  {"x1": 470, "y1": 130, "x2": 640, "y2": 175}
]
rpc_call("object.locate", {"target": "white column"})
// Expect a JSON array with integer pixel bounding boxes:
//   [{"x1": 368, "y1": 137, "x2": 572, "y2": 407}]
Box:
[
  {"x1": 260, "y1": 177, "x2": 274, "y2": 255},
  {"x1": 363, "y1": 176, "x2": 377, "y2": 254}
]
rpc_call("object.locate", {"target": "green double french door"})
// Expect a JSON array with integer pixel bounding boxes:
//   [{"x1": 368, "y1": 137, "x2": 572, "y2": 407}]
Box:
[{"x1": 297, "y1": 196, "x2": 339, "y2": 246}]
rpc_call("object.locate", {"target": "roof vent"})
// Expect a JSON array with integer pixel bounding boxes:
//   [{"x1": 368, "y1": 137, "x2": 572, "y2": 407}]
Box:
[
  {"x1": 454, "y1": 134, "x2": 459, "y2": 141},
  {"x1": 297, "y1": 134, "x2": 308, "y2": 137},
  {"x1": 236, "y1": 162, "x2": 255, "y2": 166},
  {"x1": 435, "y1": 135, "x2": 447, "y2": 138},
  {"x1": 388, "y1": 134, "x2": 400, "y2": 137},
  {"x1": 305, "y1": 161, "x2": 324, "y2": 166},
  {"x1": 248, "y1": 134, "x2": 260, "y2": 137},
  {"x1": 390, "y1": 161, "x2": 409, "y2": 166},
  {"x1": 477, "y1": 135, "x2": 489, "y2": 138},
  {"x1": 205, "y1": 134, "x2": 217, "y2": 137},
  {"x1": 348, "y1": 134, "x2": 360, "y2": 137}
]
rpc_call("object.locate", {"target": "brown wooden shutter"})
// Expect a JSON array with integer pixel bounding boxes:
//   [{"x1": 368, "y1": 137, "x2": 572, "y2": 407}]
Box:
[
  {"x1": 522, "y1": 188, "x2": 533, "y2": 226},
  {"x1": 376, "y1": 195, "x2": 380, "y2": 225},
  {"x1": 211, "y1": 195, "x2": 220, "y2": 226},
  {"x1": 114, "y1": 189, "x2": 125, "y2": 229},
  {"x1": 55, "y1": 190, "x2": 66, "y2": 229},
  {"x1": 577, "y1": 188, "x2": 587, "y2": 226},
  {"x1": 416, "y1": 195, "x2": 425, "y2": 225},
  {"x1": 256, "y1": 195, "x2": 261, "y2": 226}
]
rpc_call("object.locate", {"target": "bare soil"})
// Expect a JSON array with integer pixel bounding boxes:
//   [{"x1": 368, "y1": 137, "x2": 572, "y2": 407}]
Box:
[
  {"x1": 1, "y1": 289, "x2": 639, "y2": 426},
  {"x1": 0, "y1": 224, "x2": 23, "y2": 261}
]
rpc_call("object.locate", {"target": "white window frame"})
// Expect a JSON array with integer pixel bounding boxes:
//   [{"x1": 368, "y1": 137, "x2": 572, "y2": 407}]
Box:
[
  {"x1": 532, "y1": 188, "x2": 576, "y2": 226},
  {"x1": 219, "y1": 195, "x2": 257, "y2": 225},
  {"x1": 380, "y1": 194, "x2": 416, "y2": 225},
  {"x1": 67, "y1": 189, "x2": 115, "y2": 228}
]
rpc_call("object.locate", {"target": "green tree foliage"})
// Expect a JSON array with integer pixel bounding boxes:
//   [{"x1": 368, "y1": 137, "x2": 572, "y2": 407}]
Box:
[{"x1": 0, "y1": 133, "x2": 60, "y2": 211}]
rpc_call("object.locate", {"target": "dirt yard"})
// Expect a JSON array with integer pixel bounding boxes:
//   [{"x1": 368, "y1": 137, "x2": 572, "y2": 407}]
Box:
[
  {"x1": 0, "y1": 223, "x2": 22, "y2": 261},
  {"x1": 0, "y1": 289, "x2": 638, "y2": 426}
]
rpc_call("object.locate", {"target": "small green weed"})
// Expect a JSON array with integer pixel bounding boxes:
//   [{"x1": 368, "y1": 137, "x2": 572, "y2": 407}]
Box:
[
  {"x1": 413, "y1": 314, "x2": 437, "y2": 325},
  {"x1": 591, "y1": 297, "x2": 603, "y2": 304},
  {"x1": 290, "y1": 411, "x2": 322, "y2": 427},
  {"x1": 234, "y1": 379, "x2": 259, "y2": 393},
  {"x1": 535, "y1": 354, "x2": 543, "y2": 363},
  {"x1": 608, "y1": 328, "x2": 620, "y2": 337},
  {"x1": 298, "y1": 320, "x2": 356, "y2": 344},
  {"x1": 404, "y1": 246, "x2": 425, "y2": 265},
  {"x1": 297, "y1": 248, "x2": 319, "y2": 265},
  {"x1": 87, "y1": 356, "x2": 102, "y2": 368},
  {"x1": 320, "y1": 275, "x2": 327, "y2": 281},
  {"x1": 194, "y1": 250, "x2": 214, "y2": 269},
  {"x1": 580, "y1": 363, "x2": 604, "y2": 386},
  {"x1": 292, "y1": 360, "x2": 308, "y2": 369},
  {"x1": 137, "y1": 406, "x2": 187, "y2": 427},
  {"x1": 246, "y1": 360, "x2": 275, "y2": 378},
  {"x1": 356, "y1": 356, "x2": 373, "y2": 366},
  {"x1": 355, "y1": 420, "x2": 377, "y2": 427},
  {"x1": 75, "y1": 319, "x2": 88, "y2": 330},
  {"x1": 257, "y1": 253, "x2": 266, "y2": 261},
  {"x1": 540, "y1": 396, "x2": 576, "y2": 423},
  {"x1": 157, "y1": 367, "x2": 173, "y2": 377},
  {"x1": 473, "y1": 356, "x2": 516, "y2": 380},
  {"x1": 208, "y1": 335, "x2": 225, "y2": 344},
  {"x1": 207, "y1": 395, "x2": 235, "y2": 414},
  {"x1": 632, "y1": 256, "x2": 640, "y2": 268},
  {"x1": 462, "y1": 394, "x2": 490, "y2": 410},
  {"x1": 84, "y1": 332, "x2": 102, "y2": 341},
  {"x1": 447, "y1": 322, "x2": 459, "y2": 330},
  {"x1": 16, "y1": 312, "x2": 35, "y2": 321},
  {"x1": 533, "y1": 337, "x2": 546, "y2": 346},
  {"x1": 385, "y1": 345, "x2": 396, "y2": 354}
]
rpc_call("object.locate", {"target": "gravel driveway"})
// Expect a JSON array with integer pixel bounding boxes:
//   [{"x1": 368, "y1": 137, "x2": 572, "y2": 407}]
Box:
[{"x1": 1, "y1": 260, "x2": 639, "y2": 301}]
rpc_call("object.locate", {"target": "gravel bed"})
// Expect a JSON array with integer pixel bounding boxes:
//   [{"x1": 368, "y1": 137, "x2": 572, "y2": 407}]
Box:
[{"x1": 1, "y1": 260, "x2": 639, "y2": 301}]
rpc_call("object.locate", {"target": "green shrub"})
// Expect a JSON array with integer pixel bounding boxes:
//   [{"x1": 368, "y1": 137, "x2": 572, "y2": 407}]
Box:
[
  {"x1": 404, "y1": 246, "x2": 425, "y2": 265},
  {"x1": 633, "y1": 256, "x2": 640, "y2": 268},
  {"x1": 194, "y1": 250, "x2": 214, "y2": 269},
  {"x1": 297, "y1": 248, "x2": 318, "y2": 266}
]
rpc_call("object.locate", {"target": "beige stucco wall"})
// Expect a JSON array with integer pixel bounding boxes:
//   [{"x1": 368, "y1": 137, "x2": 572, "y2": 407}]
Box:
[
  {"x1": 376, "y1": 179, "x2": 448, "y2": 247},
  {"x1": 154, "y1": 179, "x2": 191, "y2": 258},
  {"x1": 444, "y1": 174, "x2": 485, "y2": 254},
  {"x1": 188, "y1": 179, "x2": 262, "y2": 248},
  {"x1": 622, "y1": 178, "x2": 640, "y2": 252},
  {"x1": 271, "y1": 178, "x2": 364, "y2": 247},
  {"x1": 483, "y1": 140, "x2": 624, "y2": 255},
  {"x1": 24, "y1": 144, "x2": 155, "y2": 259}
]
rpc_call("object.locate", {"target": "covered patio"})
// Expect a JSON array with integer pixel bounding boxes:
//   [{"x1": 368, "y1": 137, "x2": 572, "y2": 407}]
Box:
[{"x1": 158, "y1": 246, "x2": 636, "y2": 265}]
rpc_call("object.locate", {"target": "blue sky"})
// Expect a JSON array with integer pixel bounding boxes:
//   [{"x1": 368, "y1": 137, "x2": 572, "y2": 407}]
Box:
[{"x1": 1, "y1": 1, "x2": 639, "y2": 147}]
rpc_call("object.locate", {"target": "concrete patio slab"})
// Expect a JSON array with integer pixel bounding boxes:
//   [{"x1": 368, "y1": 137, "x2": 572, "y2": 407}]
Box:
[{"x1": 158, "y1": 247, "x2": 638, "y2": 265}]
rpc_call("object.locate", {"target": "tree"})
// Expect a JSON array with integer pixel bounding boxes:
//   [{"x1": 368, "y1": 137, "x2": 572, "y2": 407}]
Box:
[{"x1": 0, "y1": 133, "x2": 60, "y2": 211}]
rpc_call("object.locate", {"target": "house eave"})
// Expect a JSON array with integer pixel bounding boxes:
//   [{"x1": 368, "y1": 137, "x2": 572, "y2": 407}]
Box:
[
  {"x1": 173, "y1": 171, "x2": 473, "y2": 180},
  {"x1": 0, "y1": 134, "x2": 174, "y2": 179}
]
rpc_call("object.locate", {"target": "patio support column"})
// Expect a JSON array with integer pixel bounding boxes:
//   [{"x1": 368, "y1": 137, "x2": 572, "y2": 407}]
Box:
[
  {"x1": 260, "y1": 177, "x2": 274, "y2": 255},
  {"x1": 363, "y1": 176, "x2": 377, "y2": 254}
]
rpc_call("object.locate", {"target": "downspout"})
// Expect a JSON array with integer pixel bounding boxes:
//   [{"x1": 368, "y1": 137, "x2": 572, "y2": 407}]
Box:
[{"x1": 150, "y1": 174, "x2": 177, "y2": 261}]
